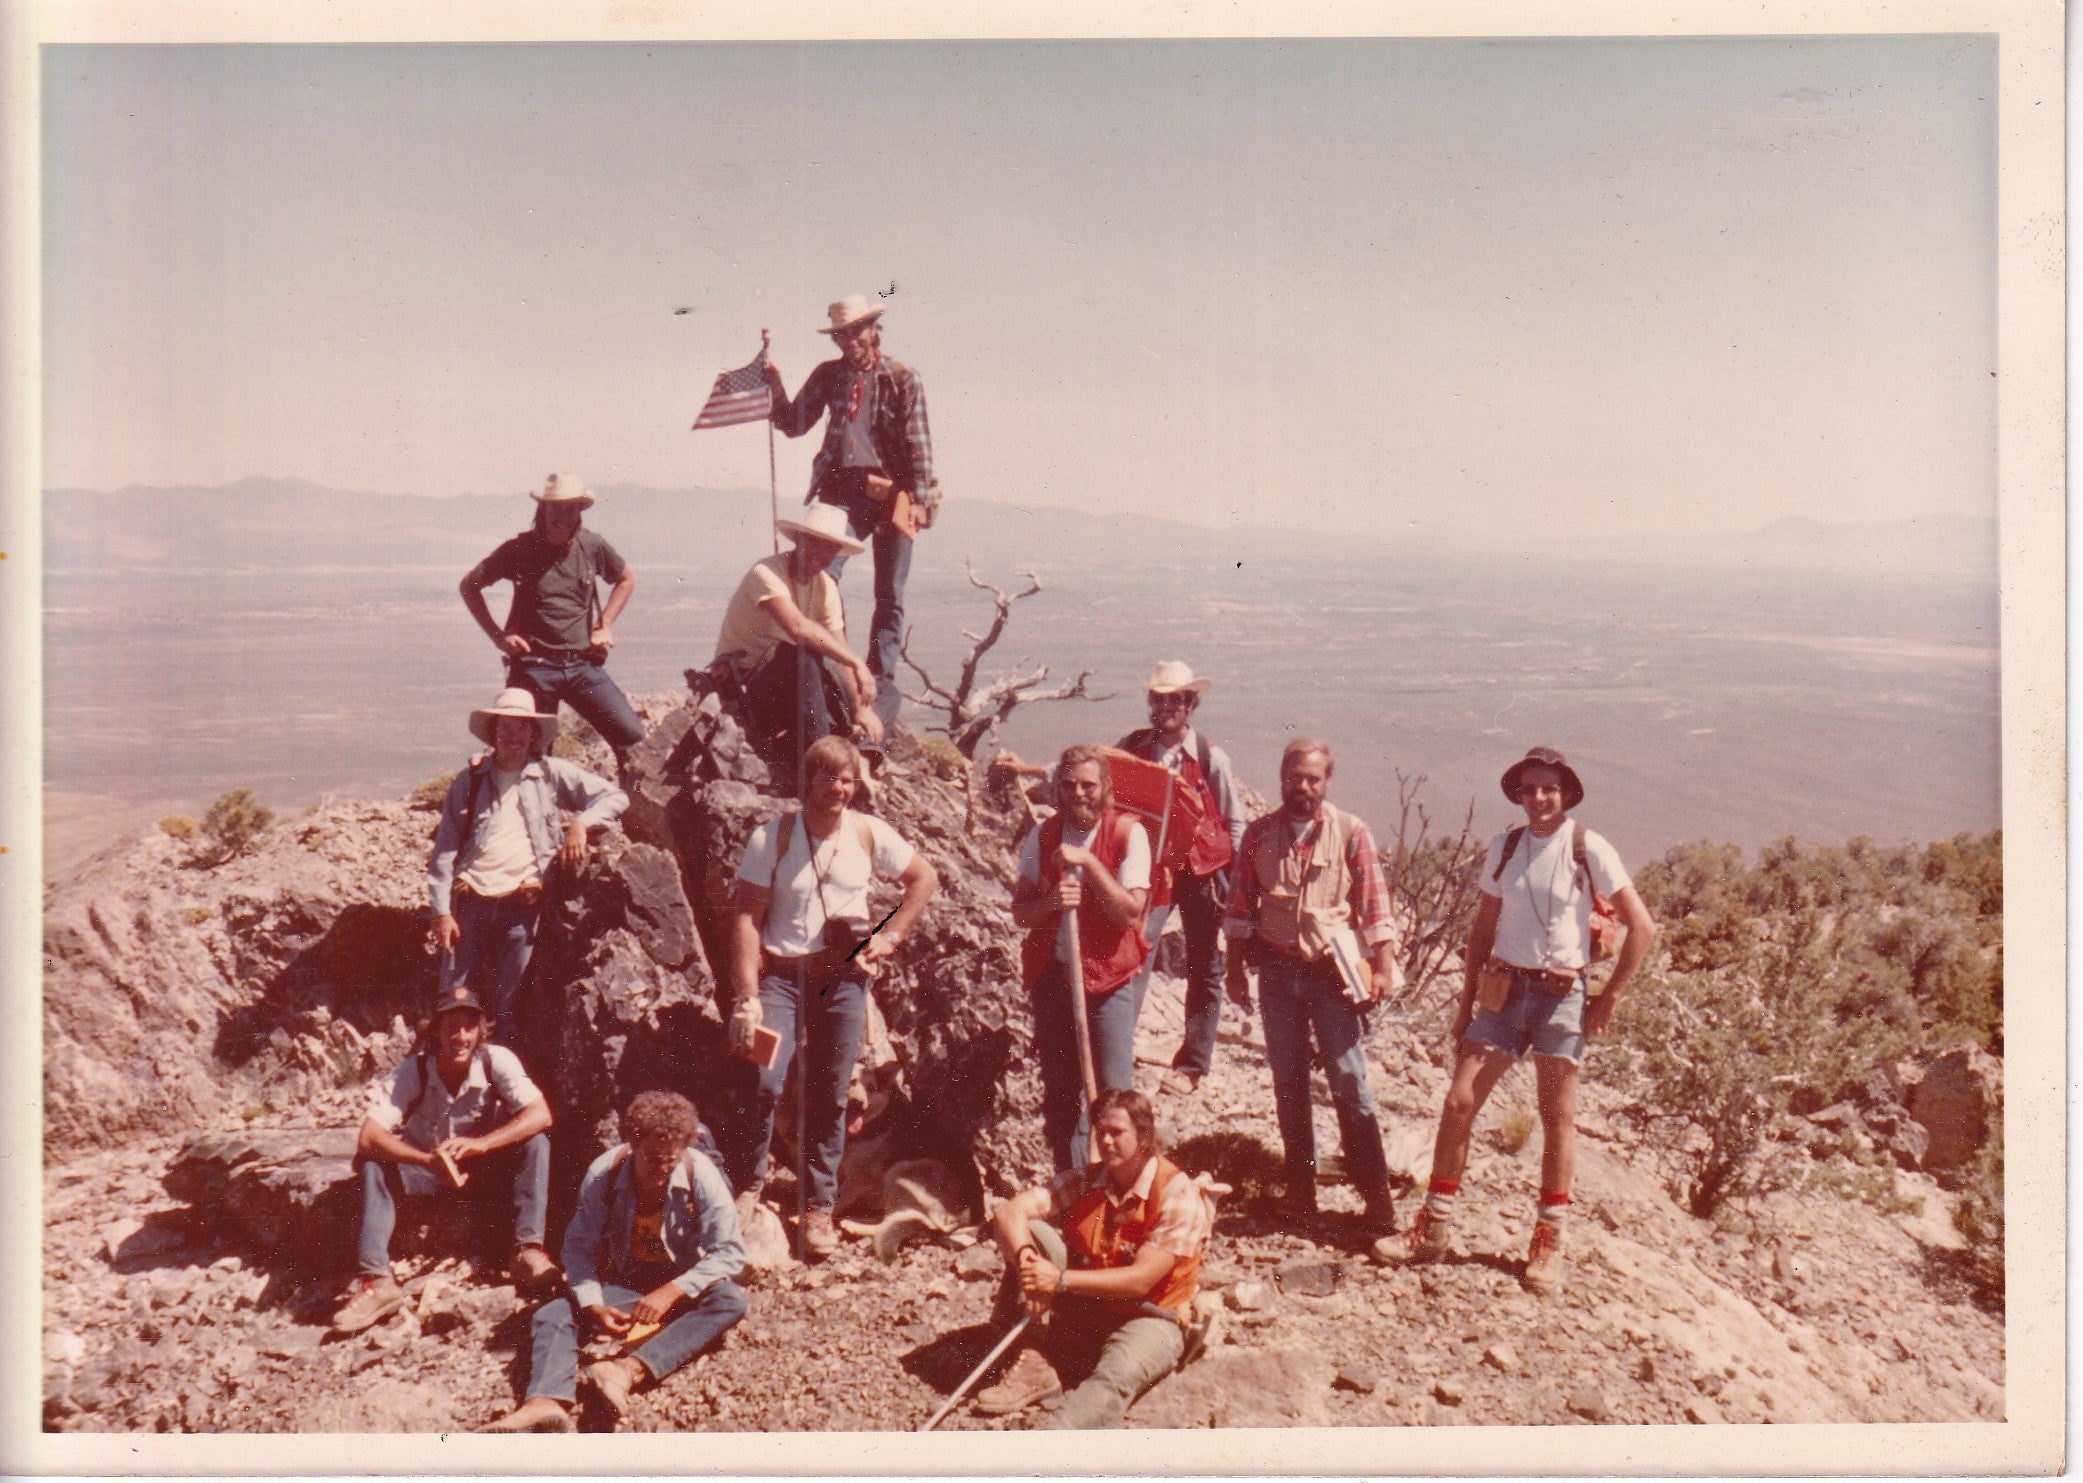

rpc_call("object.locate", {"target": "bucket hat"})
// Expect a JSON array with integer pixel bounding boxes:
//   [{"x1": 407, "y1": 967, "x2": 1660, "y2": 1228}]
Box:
[
  {"x1": 776, "y1": 501, "x2": 869, "y2": 557},
  {"x1": 1500, "y1": 746, "x2": 1585, "y2": 810},
  {"x1": 817, "y1": 295, "x2": 885, "y2": 336},
  {"x1": 469, "y1": 687, "x2": 559, "y2": 750}
]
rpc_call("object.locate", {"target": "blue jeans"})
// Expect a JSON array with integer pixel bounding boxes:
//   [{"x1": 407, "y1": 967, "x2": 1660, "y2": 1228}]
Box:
[
  {"x1": 726, "y1": 971, "x2": 868, "y2": 1211},
  {"x1": 440, "y1": 888, "x2": 541, "y2": 1048},
  {"x1": 1122, "y1": 871, "x2": 1227, "y2": 1079},
  {"x1": 1256, "y1": 954, "x2": 1392, "y2": 1204},
  {"x1": 507, "y1": 653, "x2": 646, "y2": 756},
  {"x1": 816, "y1": 489, "x2": 911, "y2": 736},
  {"x1": 1031, "y1": 963, "x2": 1140, "y2": 1173},
  {"x1": 1012, "y1": 1222, "x2": 1185, "y2": 1429},
  {"x1": 525, "y1": 1279, "x2": 748, "y2": 1401},
  {"x1": 354, "y1": 1132, "x2": 550, "y2": 1276}
]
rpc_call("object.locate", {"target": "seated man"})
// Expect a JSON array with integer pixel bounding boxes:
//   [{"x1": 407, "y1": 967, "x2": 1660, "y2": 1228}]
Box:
[
  {"x1": 975, "y1": 1089, "x2": 1212, "y2": 1429},
  {"x1": 483, "y1": 1091, "x2": 748, "y2": 1433},
  {"x1": 710, "y1": 503, "x2": 884, "y2": 776},
  {"x1": 334, "y1": 984, "x2": 557, "y2": 1333}
]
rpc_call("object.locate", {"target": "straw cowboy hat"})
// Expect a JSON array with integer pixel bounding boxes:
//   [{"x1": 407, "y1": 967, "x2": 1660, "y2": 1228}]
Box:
[
  {"x1": 469, "y1": 687, "x2": 559, "y2": 750},
  {"x1": 1144, "y1": 660, "x2": 1213, "y2": 697},
  {"x1": 1500, "y1": 745, "x2": 1585, "y2": 810},
  {"x1": 776, "y1": 500, "x2": 868, "y2": 556},
  {"x1": 529, "y1": 471, "x2": 594, "y2": 510},
  {"x1": 817, "y1": 294, "x2": 885, "y2": 336}
]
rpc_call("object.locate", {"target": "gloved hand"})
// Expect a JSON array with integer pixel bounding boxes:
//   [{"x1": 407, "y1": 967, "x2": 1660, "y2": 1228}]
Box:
[{"x1": 728, "y1": 996, "x2": 763, "y2": 1055}]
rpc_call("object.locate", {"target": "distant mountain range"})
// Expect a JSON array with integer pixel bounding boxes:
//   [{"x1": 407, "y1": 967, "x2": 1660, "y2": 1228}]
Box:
[{"x1": 42, "y1": 477, "x2": 1998, "y2": 581}]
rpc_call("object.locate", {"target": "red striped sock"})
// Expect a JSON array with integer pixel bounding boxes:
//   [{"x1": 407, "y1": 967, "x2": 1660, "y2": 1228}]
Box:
[
  {"x1": 1424, "y1": 1177, "x2": 1460, "y2": 1219},
  {"x1": 1536, "y1": 1189, "x2": 1571, "y2": 1228}
]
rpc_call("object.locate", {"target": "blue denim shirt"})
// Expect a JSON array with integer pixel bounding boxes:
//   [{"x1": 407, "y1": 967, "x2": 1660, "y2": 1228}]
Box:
[
  {"x1": 425, "y1": 754, "x2": 628, "y2": 916},
  {"x1": 562, "y1": 1144, "x2": 745, "y2": 1309}
]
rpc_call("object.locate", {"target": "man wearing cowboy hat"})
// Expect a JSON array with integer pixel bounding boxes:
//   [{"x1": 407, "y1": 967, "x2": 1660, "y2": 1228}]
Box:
[
  {"x1": 993, "y1": 661, "x2": 1247, "y2": 1096},
  {"x1": 1374, "y1": 746, "x2": 1656, "y2": 1296},
  {"x1": 427, "y1": 688, "x2": 629, "y2": 1051},
  {"x1": 334, "y1": 982, "x2": 558, "y2": 1334},
  {"x1": 711, "y1": 502, "x2": 884, "y2": 772},
  {"x1": 762, "y1": 295, "x2": 937, "y2": 744},
  {"x1": 460, "y1": 472, "x2": 646, "y2": 766}
]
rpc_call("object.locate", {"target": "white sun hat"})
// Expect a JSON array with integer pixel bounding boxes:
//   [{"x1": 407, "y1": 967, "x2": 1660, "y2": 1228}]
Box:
[
  {"x1": 529, "y1": 471, "x2": 594, "y2": 510},
  {"x1": 1144, "y1": 660, "x2": 1213, "y2": 696},
  {"x1": 469, "y1": 687, "x2": 558, "y2": 750},
  {"x1": 775, "y1": 500, "x2": 869, "y2": 557},
  {"x1": 817, "y1": 294, "x2": 885, "y2": 335}
]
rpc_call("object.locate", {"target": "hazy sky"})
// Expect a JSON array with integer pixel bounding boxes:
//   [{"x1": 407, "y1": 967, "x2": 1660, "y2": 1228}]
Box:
[{"x1": 41, "y1": 36, "x2": 1996, "y2": 537}]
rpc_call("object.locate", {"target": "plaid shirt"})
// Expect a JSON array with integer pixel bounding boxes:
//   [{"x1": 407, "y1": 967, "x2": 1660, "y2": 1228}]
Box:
[
  {"x1": 771, "y1": 354, "x2": 935, "y2": 497},
  {"x1": 1222, "y1": 806, "x2": 1397, "y2": 950},
  {"x1": 1044, "y1": 1158, "x2": 1214, "y2": 1262}
]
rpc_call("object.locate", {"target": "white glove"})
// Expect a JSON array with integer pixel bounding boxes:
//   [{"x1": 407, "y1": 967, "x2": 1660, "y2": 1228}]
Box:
[{"x1": 728, "y1": 997, "x2": 763, "y2": 1054}]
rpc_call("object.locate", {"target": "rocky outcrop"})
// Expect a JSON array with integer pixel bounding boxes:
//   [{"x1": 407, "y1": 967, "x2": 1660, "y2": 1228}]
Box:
[{"x1": 1905, "y1": 1045, "x2": 2003, "y2": 1176}]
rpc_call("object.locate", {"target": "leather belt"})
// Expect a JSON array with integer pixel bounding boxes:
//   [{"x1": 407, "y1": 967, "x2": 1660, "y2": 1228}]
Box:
[
  {"x1": 1490, "y1": 957, "x2": 1580, "y2": 995},
  {"x1": 455, "y1": 880, "x2": 543, "y2": 908}
]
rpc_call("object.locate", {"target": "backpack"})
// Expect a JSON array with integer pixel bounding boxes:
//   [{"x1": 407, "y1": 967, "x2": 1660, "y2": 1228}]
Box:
[{"x1": 1492, "y1": 822, "x2": 1619, "y2": 962}]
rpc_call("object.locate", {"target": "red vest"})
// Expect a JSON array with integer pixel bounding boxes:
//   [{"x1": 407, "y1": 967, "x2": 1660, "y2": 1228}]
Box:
[
  {"x1": 1063, "y1": 1155, "x2": 1201, "y2": 1321},
  {"x1": 1020, "y1": 808, "x2": 1149, "y2": 998}
]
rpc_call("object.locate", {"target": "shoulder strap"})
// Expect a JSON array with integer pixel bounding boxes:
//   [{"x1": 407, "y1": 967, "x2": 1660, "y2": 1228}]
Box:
[
  {"x1": 1196, "y1": 733, "x2": 1213, "y2": 779},
  {"x1": 850, "y1": 810, "x2": 875, "y2": 859},
  {"x1": 457, "y1": 758, "x2": 489, "y2": 843},
  {"x1": 399, "y1": 1047, "x2": 434, "y2": 1126},
  {"x1": 769, "y1": 812, "x2": 796, "y2": 894},
  {"x1": 1492, "y1": 826, "x2": 1528, "y2": 883},
  {"x1": 1571, "y1": 822, "x2": 1592, "y2": 889},
  {"x1": 579, "y1": 530, "x2": 602, "y2": 634}
]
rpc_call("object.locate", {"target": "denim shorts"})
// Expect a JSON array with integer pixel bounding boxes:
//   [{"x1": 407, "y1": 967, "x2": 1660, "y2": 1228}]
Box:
[{"x1": 1464, "y1": 968, "x2": 1586, "y2": 1063}]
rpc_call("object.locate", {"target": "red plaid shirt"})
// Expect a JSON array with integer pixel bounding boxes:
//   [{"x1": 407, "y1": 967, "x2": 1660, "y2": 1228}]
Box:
[{"x1": 1222, "y1": 806, "x2": 1398, "y2": 950}]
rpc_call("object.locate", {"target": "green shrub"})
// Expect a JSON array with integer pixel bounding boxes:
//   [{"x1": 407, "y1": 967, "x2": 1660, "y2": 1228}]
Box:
[
  {"x1": 409, "y1": 773, "x2": 455, "y2": 810},
  {"x1": 919, "y1": 733, "x2": 967, "y2": 781},
  {"x1": 199, "y1": 788, "x2": 275, "y2": 863},
  {"x1": 158, "y1": 816, "x2": 198, "y2": 841}
]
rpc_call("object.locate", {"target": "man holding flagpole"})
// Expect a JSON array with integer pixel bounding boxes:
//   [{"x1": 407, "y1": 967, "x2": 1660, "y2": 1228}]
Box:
[{"x1": 759, "y1": 294, "x2": 938, "y2": 749}]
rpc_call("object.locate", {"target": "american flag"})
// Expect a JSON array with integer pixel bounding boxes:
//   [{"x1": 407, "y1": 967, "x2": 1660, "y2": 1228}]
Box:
[{"x1": 691, "y1": 347, "x2": 773, "y2": 430}]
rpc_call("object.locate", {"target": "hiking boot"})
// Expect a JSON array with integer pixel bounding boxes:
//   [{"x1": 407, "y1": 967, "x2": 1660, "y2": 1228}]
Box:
[
  {"x1": 1356, "y1": 1192, "x2": 1399, "y2": 1242},
  {"x1": 1159, "y1": 1069, "x2": 1201, "y2": 1097},
  {"x1": 1279, "y1": 1180, "x2": 1318, "y2": 1224},
  {"x1": 510, "y1": 1243, "x2": 561, "y2": 1294},
  {"x1": 1523, "y1": 1221, "x2": 1565, "y2": 1295},
  {"x1": 803, "y1": 1209, "x2": 840, "y2": 1259},
  {"x1": 478, "y1": 1396, "x2": 574, "y2": 1434},
  {"x1": 973, "y1": 1345, "x2": 1062, "y2": 1417},
  {"x1": 1371, "y1": 1207, "x2": 1452, "y2": 1267},
  {"x1": 332, "y1": 1274, "x2": 406, "y2": 1333},
  {"x1": 582, "y1": 1357, "x2": 644, "y2": 1425}
]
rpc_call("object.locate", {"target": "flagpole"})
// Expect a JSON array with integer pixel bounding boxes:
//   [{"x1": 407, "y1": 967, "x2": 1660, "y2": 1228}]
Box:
[{"x1": 763, "y1": 327, "x2": 779, "y2": 555}]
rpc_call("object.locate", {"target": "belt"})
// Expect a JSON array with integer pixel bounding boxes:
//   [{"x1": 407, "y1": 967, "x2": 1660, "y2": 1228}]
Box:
[
  {"x1": 760, "y1": 948, "x2": 864, "y2": 982},
  {"x1": 455, "y1": 880, "x2": 543, "y2": 908},
  {"x1": 513, "y1": 645, "x2": 594, "y2": 661},
  {"x1": 1490, "y1": 957, "x2": 1580, "y2": 995}
]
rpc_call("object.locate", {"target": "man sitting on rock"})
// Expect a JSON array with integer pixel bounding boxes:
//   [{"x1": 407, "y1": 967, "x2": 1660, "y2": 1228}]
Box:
[
  {"x1": 334, "y1": 983, "x2": 557, "y2": 1334},
  {"x1": 427, "y1": 687, "x2": 628, "y2": 1050},
  {"x1": 710, "y1": 503, "x2": 885, "y2": 779},
  {"x1": 1012, "y1": 745, "x2": 1152, "y2": 1172},
  {"x1": 724, "y1": 734, "x2": 938, "y2": 1258},
  {"x1": 482, "y1": 1090, "x2": 747, "y2": 1433},
  {"x1": 975, "y1": 1089, "x2": 1212, "y2": 1428},
  {"x1": 1374, "y1": 747, "x2": 1656, "y2": 1295}
]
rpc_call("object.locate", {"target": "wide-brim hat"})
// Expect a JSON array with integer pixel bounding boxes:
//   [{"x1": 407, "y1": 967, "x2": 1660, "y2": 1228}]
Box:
[
  {"x1": 1501, "y1": 746, "x2": 1585, "y2": 810},
  {"x1": 529, "y1": 471, "x2": 594, "y2": 510},
  {"x1": 469, "y1": 687, "x2": 559, "y2": 749},
  {"x1": 1144, "y1": 660, "x2": 1212, "y2": 697},
  {"x1": 432, "y1": 983, "x2": 488, "y2": 1020},
  {"x1": 776, "y1": 500, "x2": 868, "y2": 556},
  {"x1": 817, "y1": 294, "x2": 885, "y2": 336}
]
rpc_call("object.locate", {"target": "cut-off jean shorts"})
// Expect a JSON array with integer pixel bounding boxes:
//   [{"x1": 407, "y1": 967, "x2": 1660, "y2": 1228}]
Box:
[{"x1": 1464, "y1": 966, "x2": 1587, "y2": 1063}]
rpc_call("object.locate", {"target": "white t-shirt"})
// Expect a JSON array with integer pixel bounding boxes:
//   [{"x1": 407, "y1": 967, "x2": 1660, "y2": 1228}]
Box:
[
  {"x1": 367, "y1": 1044, "x2": 543, "y2": 1152},
  {"x1": 457, "y1": 768, "x2": 539, "y2": 898},
  {"x1": 1018, "y1": 816, "x2": 1153, "y2": 963},
  {"x1": 736, "y1": 808, "x2": 919, "y2": 957},
  {"x1": 1478, "y1": 819, "x2": 1630, "y2": 972}
]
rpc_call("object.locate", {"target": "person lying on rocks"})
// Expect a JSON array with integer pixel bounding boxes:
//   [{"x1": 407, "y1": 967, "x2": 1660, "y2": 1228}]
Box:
[
  {"x1": 483, "y1": 1091, "x2": 748, "y2": 1433},
  {"x1": 1011, "y1": 745, "x2": 1152, "y2": 1172},
  {"x1": 993, "y1": 661, "x2": 1247, "y2": 1099},
  {"x1": 1375, "y1": 747, "x2": 1656, "y2": 1295},
  {"x1": 426, "y1": 687, "x2": 628, "y2": 1050},
  {"x1": 334, "y1": 983, "x2": 557, "y2": 1335},
  {"x1": 975, "y1": 1089, "x2": 1213, "y2": 1428},
  {"x1": 722, "y1": 734, "x2": 938, "y2": 1258},
  {"x1": 709, "y1": 502, "x2": 884, "y2": 779},
  {"x1": 459, "y1": 472, "x2": 647, "y2": 771},
  {"x1": 1222, "y1": 737, "x2": 1403, "y2": 1239}
]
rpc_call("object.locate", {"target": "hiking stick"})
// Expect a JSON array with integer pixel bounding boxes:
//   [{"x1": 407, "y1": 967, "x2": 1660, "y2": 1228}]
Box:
[
  {"x1": 1063, "y1": 877, "x2": 1102, "y2": 1167},
  {"x1": 792, "y1": 626, "x2": 810, "y2": 1261},
  {"x1": 920, "y1": 1313, "x2": 1031, "y2": 1433}
]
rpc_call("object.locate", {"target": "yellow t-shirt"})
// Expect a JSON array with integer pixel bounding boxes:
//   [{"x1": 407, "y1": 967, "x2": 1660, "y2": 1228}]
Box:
[
  {"x1": 630, "y1": 1207, "x2": 671, "y2": 1266},
  {"x1": 712, "y1": 553, "x2": 845, "y2": 671}
]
